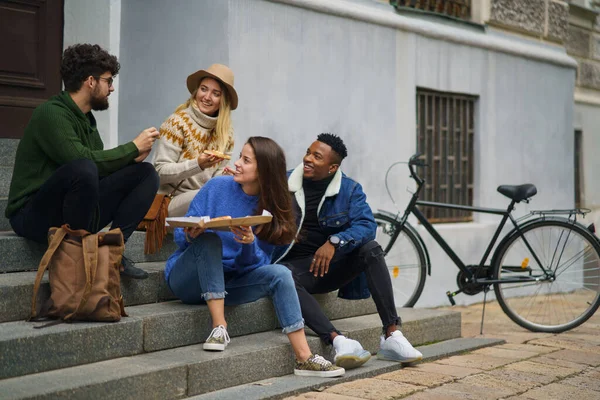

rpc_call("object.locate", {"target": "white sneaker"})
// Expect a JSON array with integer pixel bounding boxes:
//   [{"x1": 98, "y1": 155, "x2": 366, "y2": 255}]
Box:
[
  {"x1": 333, "y1": 335, "x2": 372, "y2": 369},
  {"x1": 203, "y1": 325, "x2": 231, "y2": 351},
  {"x1": 377, "y1": 330, "x2": 423, "y2": 363}
]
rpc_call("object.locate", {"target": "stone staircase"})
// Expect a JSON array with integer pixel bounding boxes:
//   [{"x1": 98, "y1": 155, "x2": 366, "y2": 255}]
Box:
[{"x1": 0, "y1": 138, "x2": 465, "y2": 399}]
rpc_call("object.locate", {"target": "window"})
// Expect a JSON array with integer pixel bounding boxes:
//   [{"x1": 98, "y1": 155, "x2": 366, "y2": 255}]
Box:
[
  {"x1": 574, "y1": 129, "x2": 583, "y2": 208},
  {"x1": 392, "y1": 0, "x2": 472, "y2": 21},
  {"x1": 416, "y1": 88, "x2": 476, "y2": 223}
]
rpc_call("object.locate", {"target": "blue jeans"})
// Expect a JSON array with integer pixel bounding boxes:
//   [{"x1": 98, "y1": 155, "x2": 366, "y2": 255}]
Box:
[{"x1": 167, "y1": 233, "x2": 305, "y2": 334}]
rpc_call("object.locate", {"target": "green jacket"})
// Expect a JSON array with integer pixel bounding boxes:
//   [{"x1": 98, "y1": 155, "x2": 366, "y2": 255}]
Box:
[{"x1": 6, "y1": 91, "x2": 139, "y2": 218}]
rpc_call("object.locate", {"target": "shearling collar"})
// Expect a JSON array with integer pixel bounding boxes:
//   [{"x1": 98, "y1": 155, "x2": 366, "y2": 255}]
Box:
[{"x1": 288, "y1": 163, "x2": 342, "y2": 197}]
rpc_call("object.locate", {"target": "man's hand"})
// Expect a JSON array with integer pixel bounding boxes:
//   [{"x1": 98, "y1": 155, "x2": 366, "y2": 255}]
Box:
[
  {"x1": 310, "y1": 242, "x2": 336, "y2": 277},
  {"x1": 133, "y1": 127, "x2": 160, "y2": 154},
  {"x1": 134, "y1": 150, "x2": 151, "y2": 163}
]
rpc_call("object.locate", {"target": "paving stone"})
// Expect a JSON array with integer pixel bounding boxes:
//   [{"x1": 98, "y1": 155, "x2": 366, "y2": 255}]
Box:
[
  {"x1": 529, "y1": 355, "x2": 589, "y2": 371},
  {"x1": 413, "y1": 362, "x2": 483, "y2": 378},
  {"x1": 426, "y1": 381, "x2": 516, "y2": 400},
  {"x1": 560, "y1": 332, "x2": 600, "y2": 346},
  {"x1": 527, "y1": 337, "x2": 600, "y2": 353},
  {"x1": 536, "y1": 349, "x2": 600, "y2": 367},
  {"x1": 460, "y1": 372, "x2": 535, "y2": 394},
  {"x1": 513, "y1": 382, "x2": 600, "y2": 399},
  {"x1": 560, "y1": 375, "x2": 600, "y2": 392},
  {"x1": 435, "y1": 353, "x2": 514, "y2": 371},
  {"x1": 504, "y1": 360, "x2": 581, "y2": 379},
  {"x1": 324, "y1": 377, "x2": 423, "y2": 400},
  {"x1": 484, "y1": 367, "x2": 555, "y2": 388},
  {"x1": 402, "y1": 391, "x2": 464, "y2": 400},
  {"x1": 490, "y1": 0, "x2": 545, "y2": 35},
  {"x1": 471, "y1": 346, "x2": 539, "y2": 361},
  {"x1": 376, "y1": 368, "x2": 455, "y2": 387},
  {"x1": 283, "y1": 393, "x2": 364, "y2": 400},
  {"x1": 497, "y1": 343, "x2": 558, "y2": 355}
]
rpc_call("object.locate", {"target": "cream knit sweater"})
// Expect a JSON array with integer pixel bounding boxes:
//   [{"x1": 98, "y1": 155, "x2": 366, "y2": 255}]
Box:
[{"x1": 153, "y1": 102, "x2": 234, "y2": 197}]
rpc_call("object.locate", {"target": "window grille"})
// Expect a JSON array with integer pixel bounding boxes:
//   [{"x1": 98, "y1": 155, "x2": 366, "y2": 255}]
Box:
[
  {"x1": 416, "y1": 88, "x2": 476, "y2": 222},
  {"x1": 393, "y1": 0, "x2": 471, "y2": 20}
]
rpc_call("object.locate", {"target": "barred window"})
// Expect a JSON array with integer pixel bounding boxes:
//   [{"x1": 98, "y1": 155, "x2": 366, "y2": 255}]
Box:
[
  {"x1": 574, "y1": 129, "x2": 583, "y2": 209},
  {"x1": 416, "y1": 88, "x2": 476, "y2": 223},
  {"x1": 392, "y1": 0, "x2": 471, "y2": 21}
]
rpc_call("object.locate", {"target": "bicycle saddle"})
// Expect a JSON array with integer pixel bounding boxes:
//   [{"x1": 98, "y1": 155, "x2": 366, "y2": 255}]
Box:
[{"x1": 497, "y1": 184, "x2": 537, "y2": 202}]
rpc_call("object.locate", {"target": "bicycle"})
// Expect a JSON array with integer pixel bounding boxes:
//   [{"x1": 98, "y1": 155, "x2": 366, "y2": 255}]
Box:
[{"x1": 374, "y1": 154, "x2": 600, "y2": 333}]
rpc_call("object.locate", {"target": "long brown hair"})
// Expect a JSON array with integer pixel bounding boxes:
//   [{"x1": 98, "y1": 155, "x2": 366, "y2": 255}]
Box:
[{"x1": 247, "y1": 136, "x2": 296, "y2": 245}]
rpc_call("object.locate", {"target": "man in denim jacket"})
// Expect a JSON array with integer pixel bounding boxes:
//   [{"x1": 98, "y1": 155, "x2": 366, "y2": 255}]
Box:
[{"x1": 275, "y1": 133, "x2": 422, "y2": 369}]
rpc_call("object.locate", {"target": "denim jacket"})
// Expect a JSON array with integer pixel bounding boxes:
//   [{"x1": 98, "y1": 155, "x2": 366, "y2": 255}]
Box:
[{"x1": 274, "y1": 164, "x2": 375, "y2": 299}]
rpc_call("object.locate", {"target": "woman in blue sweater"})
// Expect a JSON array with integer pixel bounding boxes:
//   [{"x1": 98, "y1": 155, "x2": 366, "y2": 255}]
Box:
[{"x1": 165, "y1": 136, "x2": 344, "y2": 378}]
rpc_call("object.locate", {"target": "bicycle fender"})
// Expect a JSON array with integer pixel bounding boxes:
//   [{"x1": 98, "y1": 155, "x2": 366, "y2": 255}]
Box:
[
  {"x1": 376, "y1": 209, "x2": 400, "y2": 220},
  {"x1": 489, "y1": 216, "x2": 582, "y2": 269},
  {"x1": 403, "y1": 221, "x2": 432, "y2": 277}
]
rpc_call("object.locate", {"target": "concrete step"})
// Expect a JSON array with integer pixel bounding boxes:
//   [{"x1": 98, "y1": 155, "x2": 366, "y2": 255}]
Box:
[
  {"x1": 187, "y1": 337, "x2": 505, "y2": 400},
  {"x1": 0, "y1": 139, "x2": 18, "y2": 167},
  {"x1": 0, "y1": 166, "x2": 11, "y2": 197},
  {"x1": 0, "y1": 198, "x2": 9, "y2": 231},
  {"x1": 0, "y1": 230, "x2": 176, "y2": 273},
  {"x1": 0, "y1": 309, "x2": 462, "y2": 400},
  {"x1": 0, "y1": 262, "x2": 176, "y2": 323},
  {"x1": 0, "y1": 291, "x2": 390, "y2": 379}
]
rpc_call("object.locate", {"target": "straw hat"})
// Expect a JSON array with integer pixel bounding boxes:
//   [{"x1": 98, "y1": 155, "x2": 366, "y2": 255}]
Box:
[{"x1": 186, "y1": 64, "x2": 238, "y2": 110}]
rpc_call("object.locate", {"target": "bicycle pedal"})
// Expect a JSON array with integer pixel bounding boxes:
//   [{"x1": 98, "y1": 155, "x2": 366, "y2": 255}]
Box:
[{"x1": 446, "y1": 291, "x2": 456, "y2": 306}]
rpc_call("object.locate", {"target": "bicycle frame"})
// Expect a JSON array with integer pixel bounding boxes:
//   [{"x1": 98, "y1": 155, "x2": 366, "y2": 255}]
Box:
[{"x1": 392, "y1": 155, "x2": 555, "y2": 284}]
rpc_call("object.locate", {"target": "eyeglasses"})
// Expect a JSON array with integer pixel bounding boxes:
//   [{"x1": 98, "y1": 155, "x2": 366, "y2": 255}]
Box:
[{"x1": 93, "y1": 76, "x2": 114, "y2": 86}]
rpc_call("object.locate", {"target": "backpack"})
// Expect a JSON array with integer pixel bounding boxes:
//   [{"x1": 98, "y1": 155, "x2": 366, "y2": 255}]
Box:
[{"x1": 30, "y1": 225, "x2": 127, "y2": 324}]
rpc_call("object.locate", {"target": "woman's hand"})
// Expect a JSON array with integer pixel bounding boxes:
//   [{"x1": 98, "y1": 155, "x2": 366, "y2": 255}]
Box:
[
  {"x1": 222, "y1": 166, "x2": 235, "y2": 176},
  {"x1": 184, "y1": 225, "x2": 206, "y2": 242},
  {"x1": 231, "y1": 225, "x2": 254, "y2": 244},
  {"x1": 197, "y1": 153, "x2": 224, "y2": 170}
]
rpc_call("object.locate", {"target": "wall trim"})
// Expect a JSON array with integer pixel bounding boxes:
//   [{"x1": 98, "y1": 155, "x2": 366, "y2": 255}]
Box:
[{"x1": 267, "y1": 0, "x2": 577, "y2": 69}]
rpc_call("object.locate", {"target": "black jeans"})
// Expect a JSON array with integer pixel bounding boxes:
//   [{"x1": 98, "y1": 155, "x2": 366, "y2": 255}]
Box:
[
  {"x1": 10, "y1": 159, "x2": 159, "y2": 244},
  {"x1": 282, "y1": 240, "x2": 400, "y2": 345}
]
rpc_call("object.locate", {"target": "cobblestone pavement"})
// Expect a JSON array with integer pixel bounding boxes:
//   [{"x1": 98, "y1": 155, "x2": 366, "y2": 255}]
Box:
[{"x1": 285, "y1": 298, "x2": 600, "y2": 400}]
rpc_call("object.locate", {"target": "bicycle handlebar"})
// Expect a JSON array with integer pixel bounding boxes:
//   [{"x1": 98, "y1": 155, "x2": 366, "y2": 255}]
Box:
[{"x1": 408, "y1": 153, "x2": 427, "y2": 186}]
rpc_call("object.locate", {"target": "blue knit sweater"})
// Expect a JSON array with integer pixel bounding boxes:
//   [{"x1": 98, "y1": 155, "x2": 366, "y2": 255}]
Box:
[{"x1": 164, "y1": 176, "x2": 274, "y2": 280}]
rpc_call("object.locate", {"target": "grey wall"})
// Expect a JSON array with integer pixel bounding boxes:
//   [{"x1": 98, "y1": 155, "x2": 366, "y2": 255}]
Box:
[
  {"x1": 574, "y1": 102, "x2": 600, "y2": 209},
  {"x1": 118, "y1": 0, "x2": 229, "y2": 141}
]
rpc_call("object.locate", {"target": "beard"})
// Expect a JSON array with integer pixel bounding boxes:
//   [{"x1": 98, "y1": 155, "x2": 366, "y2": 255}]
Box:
[{"x1": 90, "y1": 87, "x2": 109, "y2": 111}]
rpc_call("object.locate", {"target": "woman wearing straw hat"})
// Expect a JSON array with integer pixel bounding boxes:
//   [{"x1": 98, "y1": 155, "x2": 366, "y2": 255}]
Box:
[{"x1": 153, "y1": 64, "x2": 238, "y2": 216}]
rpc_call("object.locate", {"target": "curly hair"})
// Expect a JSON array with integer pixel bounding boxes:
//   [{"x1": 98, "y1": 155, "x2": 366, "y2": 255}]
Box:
[
  {"x1": 317, "y1": 133, "x2": 348, "y2": 164},
  {"x1": 60, "y1": 44, "x2": 120, "y2": 92}
]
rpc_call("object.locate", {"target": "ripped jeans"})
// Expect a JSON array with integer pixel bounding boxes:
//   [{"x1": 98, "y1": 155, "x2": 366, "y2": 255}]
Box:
[
  {"x1": 167, "y1": 233, "x2": 305, "y2": 334},
  {"x1": 282, "y1": 240, "x2": 400, "y2": 344}
]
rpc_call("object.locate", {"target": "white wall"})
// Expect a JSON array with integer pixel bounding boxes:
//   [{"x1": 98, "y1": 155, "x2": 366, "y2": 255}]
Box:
[
  {"x1": 116, "y1": 0, "x2": 577, "y2": 307},
  {"x1": 63, "y1": 0, "x2": 121, "y2": 148}
]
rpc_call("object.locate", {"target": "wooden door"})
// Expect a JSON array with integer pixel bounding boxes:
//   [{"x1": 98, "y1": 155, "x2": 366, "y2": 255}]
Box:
[{"x1": 0, "y1": 0, "x2": 63, "y2": 138}]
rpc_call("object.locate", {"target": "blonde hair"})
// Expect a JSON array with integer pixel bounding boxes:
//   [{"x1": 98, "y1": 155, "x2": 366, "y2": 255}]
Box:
[{"x1": 175, "y1": 78, "x2": 232, "y2": 152}]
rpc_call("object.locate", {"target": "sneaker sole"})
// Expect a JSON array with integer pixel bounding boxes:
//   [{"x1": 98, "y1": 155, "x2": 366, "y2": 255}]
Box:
[
  {"x1": 294, "y1": 367, "x2": 345, "y2": 378},
  {"x1": 335, "y1": 350, "x2": 372, "y2": 369},
  {"x1": 377, "y1": 350, "x2": 422, "y2": 363},
  {"x1": 203, "y1": 343, "x2": 226, "y2": 351}
]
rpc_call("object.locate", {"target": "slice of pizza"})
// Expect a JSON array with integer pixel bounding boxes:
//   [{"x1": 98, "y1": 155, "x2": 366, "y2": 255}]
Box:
[{"x1": 203, "y1": 150, "x2": 231, "y2": 160}]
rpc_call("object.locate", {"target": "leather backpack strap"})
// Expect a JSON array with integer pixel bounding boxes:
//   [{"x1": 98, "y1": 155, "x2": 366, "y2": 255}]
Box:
[
  {"x1": 30, "y1": 227, "x2": 68, "y2": 320},
  {"x1": 64, "y1": 232, "x2": 97, "y2": 321}
]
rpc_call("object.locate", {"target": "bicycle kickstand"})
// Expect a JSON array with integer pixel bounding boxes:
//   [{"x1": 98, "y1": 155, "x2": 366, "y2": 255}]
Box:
[{"x1": 480, "y1": 286, "x2": 490, "y2": 335}]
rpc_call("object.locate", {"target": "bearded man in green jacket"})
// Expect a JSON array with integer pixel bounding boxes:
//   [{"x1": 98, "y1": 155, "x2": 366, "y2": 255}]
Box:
[{"x1": 6, "y1": 44, "x2": 160, "y2": 279}]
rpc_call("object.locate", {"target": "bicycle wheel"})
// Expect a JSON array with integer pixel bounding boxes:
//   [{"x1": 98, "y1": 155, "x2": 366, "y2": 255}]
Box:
[
  {"x1": 374, "y1": 213, "x2": 427, "y2": 307},
  {"x1": 493, "y1": 218, "x2": 600, "y2": 332}
]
